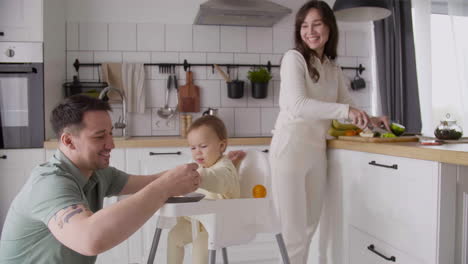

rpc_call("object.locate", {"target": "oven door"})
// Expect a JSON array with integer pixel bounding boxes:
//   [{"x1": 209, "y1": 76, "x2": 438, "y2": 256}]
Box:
[{"x1": 0, "y1": 63, "x2": 44, "y2": 148}]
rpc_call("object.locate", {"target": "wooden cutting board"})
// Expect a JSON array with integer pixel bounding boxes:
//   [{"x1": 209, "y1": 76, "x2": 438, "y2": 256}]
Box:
[
  {"x1": 338, "y1": 136, "x2": 419, "y2": 143},
  {"x1": 178, "y1": 71, "x2": 200, "y2": 113}
]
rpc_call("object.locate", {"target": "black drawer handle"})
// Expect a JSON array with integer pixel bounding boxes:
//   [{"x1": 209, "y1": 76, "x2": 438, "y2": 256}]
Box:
[
  {"x1": 149, "y1": 151, "x2": 181, "y2": 156},
  {"x1": 0, "y1": 32, "x2": 4, "y2": 36},
  {"x1": 262, "y1": 149, "x2": 269, "y2": 153},
  {"x1": 0, "y1": 155, "x2": 7, "y2": 159},
  {"x1": 367, "y1": 244, "x2": 396, "y2": 262},
  {"x1": 368, "y1": 160, "x2": 398, "y2": 170}
]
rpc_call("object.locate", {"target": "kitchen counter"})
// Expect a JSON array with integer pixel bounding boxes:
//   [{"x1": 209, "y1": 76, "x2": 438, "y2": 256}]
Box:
[
  {"x1": 44, "y1": 137, "x2": 468, "y2": 166},
  {"x1": 43, "y1": 137, "x2": 272, "y2": 149},
  {"x1": 327, "y1": 139, "x2": 468, "y2": 166}
]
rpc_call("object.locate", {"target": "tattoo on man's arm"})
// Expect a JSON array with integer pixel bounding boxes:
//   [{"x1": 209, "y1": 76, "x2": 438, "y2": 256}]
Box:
[{"x1": 54, "y1": 204, "x2": 90, "y2": 229}]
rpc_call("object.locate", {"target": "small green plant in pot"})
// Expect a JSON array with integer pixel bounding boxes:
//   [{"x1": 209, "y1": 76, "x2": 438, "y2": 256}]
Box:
[{"x1": 247, "y1": 67, "x2": 272, "y2": 99}]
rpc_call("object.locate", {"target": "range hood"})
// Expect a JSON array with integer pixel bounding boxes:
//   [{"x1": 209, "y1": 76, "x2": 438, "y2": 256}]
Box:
[{"x1": 194, "y1": 0, "x2": 292, "y2": 27}]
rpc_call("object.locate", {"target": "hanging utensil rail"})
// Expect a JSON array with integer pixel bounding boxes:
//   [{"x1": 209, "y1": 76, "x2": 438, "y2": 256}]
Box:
[{"x1": 72, "y1": 59, "x2": 365, "y2": 74}]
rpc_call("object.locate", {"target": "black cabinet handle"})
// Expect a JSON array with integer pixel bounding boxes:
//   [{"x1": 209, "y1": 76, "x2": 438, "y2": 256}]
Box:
[
  {"x1": 149, "y1": 151, "x2": 181, "y2": 156},
  {"x1": 0, "y1": 32, "x2": 4, "y2": 36},
  {"x1": 367, "y1": 244, "x2": 396, "y2": 262},
  {"x1": 262, "y1": 149, "x2": 269, "y2": 153},
  {"x1": 368, "y1": 160, "x2": 398, "y2": 170},
  {"x1": 0, "y1": 155, "x2": 7, "y2": 159}
]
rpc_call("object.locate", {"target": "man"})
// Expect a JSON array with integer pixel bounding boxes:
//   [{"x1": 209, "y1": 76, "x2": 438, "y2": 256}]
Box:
[{"x1": 0, "y1": 95, "x2": 202, "y2": 263}]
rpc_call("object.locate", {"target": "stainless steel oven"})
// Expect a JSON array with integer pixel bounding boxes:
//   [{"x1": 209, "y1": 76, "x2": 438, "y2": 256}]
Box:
[{"x1": 0, "y1": 42, "x2": 44, "y2": 148}]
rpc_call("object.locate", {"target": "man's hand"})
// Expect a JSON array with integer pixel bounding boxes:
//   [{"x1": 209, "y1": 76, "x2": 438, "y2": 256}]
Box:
[
  {"x1": 159, "y1": 163, "x2": 201, "y2": 197},
  {"x1": 227, "y1": 150, "x2": 246, "y2": 168}
]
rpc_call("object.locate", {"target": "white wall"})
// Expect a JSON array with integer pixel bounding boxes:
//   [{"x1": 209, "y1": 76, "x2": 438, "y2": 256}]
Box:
[{"x1": 61, "y1": 0, "x2": 375, "y2": 138}]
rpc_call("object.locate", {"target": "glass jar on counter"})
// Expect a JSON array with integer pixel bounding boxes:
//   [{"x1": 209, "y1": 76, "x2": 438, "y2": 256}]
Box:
[{"x1": 434, "y1": 113, "x2": 463, "y2": 140}]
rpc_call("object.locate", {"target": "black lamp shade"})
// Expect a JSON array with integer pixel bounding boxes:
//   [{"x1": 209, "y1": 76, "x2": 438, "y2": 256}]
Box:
[{"x1": 333, "y1": 0, "x2": 392, "y2": 22}]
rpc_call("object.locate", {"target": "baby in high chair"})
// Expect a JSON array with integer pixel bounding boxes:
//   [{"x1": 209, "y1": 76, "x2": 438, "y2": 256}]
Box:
[{"x1": 167, "y1": 115, "x2": 241, "y2": 264}]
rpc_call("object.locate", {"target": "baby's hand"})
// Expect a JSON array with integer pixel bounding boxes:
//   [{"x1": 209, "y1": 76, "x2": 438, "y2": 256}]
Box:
[{"x1": 227, "y1": 150, "x2": 246, "y2": 167}]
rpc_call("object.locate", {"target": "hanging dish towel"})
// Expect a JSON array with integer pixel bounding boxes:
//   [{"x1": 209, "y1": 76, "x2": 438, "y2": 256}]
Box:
[{"x1": 101, "y1": 63, "x2": 146, "y2": 114}]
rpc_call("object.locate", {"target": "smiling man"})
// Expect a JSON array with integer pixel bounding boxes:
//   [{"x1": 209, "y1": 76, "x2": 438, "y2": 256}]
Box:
[{"x1": 0, "y1": 95, "x2": 201, "y2": 264}]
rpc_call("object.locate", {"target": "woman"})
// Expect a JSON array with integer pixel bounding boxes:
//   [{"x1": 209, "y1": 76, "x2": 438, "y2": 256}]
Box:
[{"x1": 269, "y1": 1, "x2": 389, "y2": 263}]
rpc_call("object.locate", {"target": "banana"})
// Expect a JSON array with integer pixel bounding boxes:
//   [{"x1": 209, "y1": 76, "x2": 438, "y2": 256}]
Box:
[{"x1": 332, "y1": 120, "x2": 359, "y2": 131}]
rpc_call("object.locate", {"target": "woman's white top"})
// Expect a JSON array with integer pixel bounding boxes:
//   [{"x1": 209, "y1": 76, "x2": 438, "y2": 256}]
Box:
[{"x1": 273, "y1": 49, "x2": 355, "y2": 148}]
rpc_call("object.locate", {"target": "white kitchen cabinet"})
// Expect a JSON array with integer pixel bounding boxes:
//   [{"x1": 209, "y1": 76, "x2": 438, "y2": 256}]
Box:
[
  {"x1": 325, "y1": 149, "x2": 457, "y2": 264},
  {"x1": 0, "y1": 0, "x2": 43, "y2": 42},
  {"x1": 0, "y1": 148, "x2": 45, "y2": 234},
  {"x1": 455, "y1": 165, "x2": 468, "y2": 264}
]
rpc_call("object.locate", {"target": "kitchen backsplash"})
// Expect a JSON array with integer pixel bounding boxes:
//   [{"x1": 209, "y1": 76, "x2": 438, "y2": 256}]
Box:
[{"x1": 66, "y1": 22, "x2": 373, "y2": 137}]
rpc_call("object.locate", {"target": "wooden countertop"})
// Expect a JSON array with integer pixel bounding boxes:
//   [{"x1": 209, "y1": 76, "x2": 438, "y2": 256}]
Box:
[
  {"x1": 327, "y1": 139, "x2": 468, "y2": 166},
  {"x1": 43, "y1": 137, "x2": 272, "y2": 149},
  {"x1": 44, "y1": 137, "x2": 468, "y2": 166}
]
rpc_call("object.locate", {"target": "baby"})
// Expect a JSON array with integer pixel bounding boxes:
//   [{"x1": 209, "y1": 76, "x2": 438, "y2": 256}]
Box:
[{"x1": 167, "y1": 115, "x2": 240, "y2": 264}]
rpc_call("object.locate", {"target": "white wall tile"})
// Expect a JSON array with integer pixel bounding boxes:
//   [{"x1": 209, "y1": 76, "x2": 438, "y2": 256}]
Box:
[
  {"x1": 151, "y1": 52, "x2": 179, "y2": 79},
  {"x1": 217, "y1": 108, "x2": 235, "y2": 137},
  {"x1": 193, "y1": 25, "x2": 220, "y2": 52},
  {"x1": 137, "y1": 23, "x2": 165, "y2": 51},
  {"x1": 345, "y1": 31, "x2": 369, "y2": 57},
  {"x1": 197, "y1": 80, "x2": 221, "y2": 108},
  {"x1": 128, "y1": 109, "x2": 152, "y2": 136},
  {"x1": 151, "y1": 109, "x2": 179, "y2": 136},
  {"x1": 179, "y1": 52, "x2": 207, "y2": 80},
  {"x1": 220, "y1": 26, "x2": 246, "y2": 53},
  {"x1": 145, "y1": 79, "x2": 165, "y2": 107},
  {"x1": 337, "y1": 30, "x2": 346, "y2": 57},
  {"x1": 247, "y1": 27, "x2": 273, "y2": 54},
  {"x1": 261, "y1": 108, "x2": 279, "y2": 135},
  {"x1": 66, "y1": 51, "x2": 94, "y2": 80},
  {"x1": 234, "y1": 53, "x2": 260, "y2": 64},
  {"x1": 94, "y1": 52, "x2": 123, "y2": 63},
  {"x1": 234, "y1": 108, "x2": 261, "y2": 136},
  {"x1": 109, "y1": 23, "x2": 137, "y2": 51},
  {"x1": 247, "y1": 82, "x2": 274, "y2": 107},
  {"x1": 165, "y1": 24, "x2": 193, "y2": 52},
  {"x1": 273, "y1": 27, "x2": 294, "y2": 54},
  {"x1": 123, "y1": 52, "x2": 151, "y2": 63},
  {"x1": 349, "y1": 87, "x2": 371, "y2": 108},
  {"x1": 67, "y1": 22, "x2": 79, "y2": 51},
  {"x1": 79, "y1": 23, "x2": 108, "y2": 51},
  {"x1": 273, "y1": 80, "x2": 280, "y2": 107},
  {"x1": 220, "y1": 81, "x2": 247, "y2": 108}
]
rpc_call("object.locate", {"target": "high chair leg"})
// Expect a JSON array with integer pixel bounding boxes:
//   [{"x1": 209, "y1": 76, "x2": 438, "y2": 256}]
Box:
[
  {"x1": 209, "y1": 249, "x2": 216, "y2": 264},
  {"x1": 147, "y1": 227, "x2": 162, "y2": 264},
  {"x1": 276, "y1": 233, "x2": 291, "y2": 264},
  {"x1": 222, "y1": 247, "x2": 229, "y2": 264}
]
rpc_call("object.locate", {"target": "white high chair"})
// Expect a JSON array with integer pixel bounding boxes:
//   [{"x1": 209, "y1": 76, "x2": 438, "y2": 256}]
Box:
[{"x1": 146, "y1": 149, "x2": 290, "y2": 264}]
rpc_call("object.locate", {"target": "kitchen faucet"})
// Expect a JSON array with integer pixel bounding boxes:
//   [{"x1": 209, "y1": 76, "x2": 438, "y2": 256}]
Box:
[{"x1": 98, "y1": 87, "x2": 128, "y2": 138}]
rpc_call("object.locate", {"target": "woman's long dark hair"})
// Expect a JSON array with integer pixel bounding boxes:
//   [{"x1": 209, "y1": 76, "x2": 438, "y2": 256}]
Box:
[{"x1": 294, "y1": 0, "x2": 339, "y2": 82}]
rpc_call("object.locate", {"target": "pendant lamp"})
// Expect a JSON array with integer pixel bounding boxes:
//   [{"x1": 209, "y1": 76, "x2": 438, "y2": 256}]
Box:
[{"x1": 333, "y1": 0, "x2": 392, "y2": 22}]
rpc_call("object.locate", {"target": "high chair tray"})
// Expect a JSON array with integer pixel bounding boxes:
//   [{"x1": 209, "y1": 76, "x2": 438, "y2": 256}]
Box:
[{"x1": 166, "y1": 192, "x2": 205, "y2": 203}]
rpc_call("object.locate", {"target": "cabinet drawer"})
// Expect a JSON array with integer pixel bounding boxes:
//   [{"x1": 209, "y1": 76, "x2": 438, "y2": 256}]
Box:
[
  {"x1": 348, "y1": 152, "x2": 439, "y2": 263},
  {"x1": 349, "y1": 226, "x2": 424, "y2": 264}
]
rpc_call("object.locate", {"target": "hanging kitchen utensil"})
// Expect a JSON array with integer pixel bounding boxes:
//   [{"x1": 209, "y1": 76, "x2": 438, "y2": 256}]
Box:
[
  {"x1": 178, "y1": 70, "x2": 200, "y2": 112},
  {"x1": 157, "y1": 75, "x2": 176, "y2": 119},
  {"x1": 214, "y1": 64, "x2": 244, "y2": 99}
]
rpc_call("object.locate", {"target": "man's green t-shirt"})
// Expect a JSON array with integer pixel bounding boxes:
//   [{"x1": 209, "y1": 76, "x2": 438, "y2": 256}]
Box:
[{"x1": 0, "y1": 150, "x2": 129, "y2": 264}]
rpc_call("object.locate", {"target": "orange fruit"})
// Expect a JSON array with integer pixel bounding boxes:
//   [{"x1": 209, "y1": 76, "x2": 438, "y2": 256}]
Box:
[
  {"x1": 344, "y1": 130, "x2": 357, "y2": 136},
  {"x1": 252, "y1": 184, "x2": 267, "y2": 198}
]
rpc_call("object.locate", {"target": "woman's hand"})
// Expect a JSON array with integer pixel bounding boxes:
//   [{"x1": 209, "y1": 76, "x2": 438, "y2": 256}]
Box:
[
  {"x1": 348, "y1": 107, "x2": 370, "y2": 129},
  {"x1": 369, "y1": 116, "x2": 391, "y2": 131}
]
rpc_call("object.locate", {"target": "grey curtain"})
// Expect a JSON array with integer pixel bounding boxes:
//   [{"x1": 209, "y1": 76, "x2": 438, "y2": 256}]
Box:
[{"x1": 374, "y1": 0, "x2": 422, "y2": 133}]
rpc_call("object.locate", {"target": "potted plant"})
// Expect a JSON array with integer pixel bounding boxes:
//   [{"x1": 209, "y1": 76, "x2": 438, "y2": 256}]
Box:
[{"x1": 247, "y1": 67, "x2": 272, "y2": 99}]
